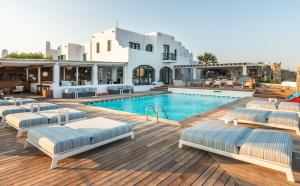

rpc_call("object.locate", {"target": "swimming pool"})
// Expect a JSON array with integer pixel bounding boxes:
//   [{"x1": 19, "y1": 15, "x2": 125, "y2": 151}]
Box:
[{"x1": 88, "y1": 93, "x2": 239, "y2": 121}]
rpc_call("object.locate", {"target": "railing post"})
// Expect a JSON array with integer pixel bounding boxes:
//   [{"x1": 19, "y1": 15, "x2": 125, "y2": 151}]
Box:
[
  {"x1": 146, "y1": 106, "x2": 149, "y2": 121},
  {"x1": 156, "y1": 107, "x2": 159, "y2": 123}
]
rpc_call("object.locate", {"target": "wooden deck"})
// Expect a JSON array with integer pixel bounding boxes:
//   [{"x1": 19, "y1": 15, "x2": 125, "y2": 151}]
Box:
[{"x1": 0, "y1": 95, "x2": 300, "y2": 185}]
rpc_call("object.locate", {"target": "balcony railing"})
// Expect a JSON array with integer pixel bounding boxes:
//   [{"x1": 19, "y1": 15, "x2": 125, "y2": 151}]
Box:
[{"x1": 162, "y1": 53, "x2": 177, "y2": 61}]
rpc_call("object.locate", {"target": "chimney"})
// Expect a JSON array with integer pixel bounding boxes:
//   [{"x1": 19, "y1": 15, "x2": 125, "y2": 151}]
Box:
[
  {"x1": 1, "y1": 49, "x2": 8, "y2": 58},
  {"x1": 46, "y1": 41, "x2": 51, "y2": 57}
]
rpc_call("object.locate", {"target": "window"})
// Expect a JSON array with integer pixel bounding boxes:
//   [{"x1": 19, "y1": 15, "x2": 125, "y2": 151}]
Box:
[
  {"x1": 107, "y1": 40, "x2": 111, "y2": 51},
  {"x1": 129, "y1": 42, "x2": 140, "y2": 50},
  {"x1": 58, "y1": 55, "x2": 66, "y2": 60},
  {"x1": 83, "y1": 53, "x2": 87, "y2": 61},
  {"x1": 96, "y1": 42, "x2": 100, "y2": 53},
  {"x1": 163, "y1": 45, "x2": 170, "y2": 53},
  {"x1": 145, "y1": 44, "x2": 153, "y2": 52},
  {"x1": 132, "y1": 65, "x2": 155, "y2": 85}
]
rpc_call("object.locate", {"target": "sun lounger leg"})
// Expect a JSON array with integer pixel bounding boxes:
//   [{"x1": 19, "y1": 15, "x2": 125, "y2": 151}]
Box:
[
  {"x1": 233, "y1": 120, "x2": 238, "y2": 125},
  {"x1": 50, "y1": 158, "x2": 58, "y2": 169},
  {"x1": 0, "y1": 117, "x2": 5, "y2": 124},
  {"x1": 17, "y1": 130, "x2": 23, "y2": 138},
  {"x1": 295, "y1": 128, "x2": 300, "y2": 135},
  {"x1": 131, "y1": 132, "x2": 135, "y2": 139},
  {"x1": 178, "y1": 140, "x2": 183, "y2": 148},
  {"x1": 24, "y1": 140, "x2": 32, "y2": 149},
  {"x1": 286, "y1": 168, "x2": 294, "y2": 182}
]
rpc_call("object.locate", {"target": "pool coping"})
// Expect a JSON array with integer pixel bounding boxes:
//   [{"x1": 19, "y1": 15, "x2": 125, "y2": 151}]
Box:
[{"x1": 86, "y1": 92, "x2": 248, "y2": 124}]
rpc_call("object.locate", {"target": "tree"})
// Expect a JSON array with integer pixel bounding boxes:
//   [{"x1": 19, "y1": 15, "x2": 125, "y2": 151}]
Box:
[
  {"x1": 4, "y1": 52, "x2": 52, "y2": 59},
  {"x1": 197, "y1": 53, "x2": 218, "y2": 65}
]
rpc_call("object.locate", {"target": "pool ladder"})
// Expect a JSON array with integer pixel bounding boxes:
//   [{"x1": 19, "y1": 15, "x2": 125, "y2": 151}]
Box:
[{"x1": 146, "y1": 104, "x2": 168, "y2": 123}]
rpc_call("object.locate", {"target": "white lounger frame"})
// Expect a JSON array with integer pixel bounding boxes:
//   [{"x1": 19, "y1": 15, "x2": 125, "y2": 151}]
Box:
[
  {"x1": 178, "y1": 139, "x2": 294, "y2": 182},
  {"x1": 235, "y1": 119, "x2": 300, "y2": 135},
  {"x1": 24, "y1": 131, "x2": 134, "y2": 169},
  {"x1": 4, "y1": 109, "x2": 86, "y2": 138}
]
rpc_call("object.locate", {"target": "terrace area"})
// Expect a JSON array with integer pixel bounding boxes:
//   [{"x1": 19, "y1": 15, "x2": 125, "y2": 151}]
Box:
[{"x1": 0, "y1": 93, "x2": 300, "y2": 185}]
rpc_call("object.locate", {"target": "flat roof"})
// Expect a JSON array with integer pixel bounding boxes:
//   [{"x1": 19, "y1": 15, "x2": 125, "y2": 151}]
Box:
[
  {"x1": 0, "y1": 58, "x2": 128, "y2": 67},
  {"x1": 175, "y1": 62, "x2": 271, "y2": 69}
]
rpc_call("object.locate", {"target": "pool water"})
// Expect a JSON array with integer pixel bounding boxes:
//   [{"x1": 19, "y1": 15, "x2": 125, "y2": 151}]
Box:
[{"x1": 88, "y1": 93, "x2": 239, "y2": 121}]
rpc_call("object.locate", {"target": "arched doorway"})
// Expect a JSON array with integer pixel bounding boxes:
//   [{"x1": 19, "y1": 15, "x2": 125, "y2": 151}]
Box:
[{"x1": 160, "y1": 67, "x2": 172, "y2": 84}]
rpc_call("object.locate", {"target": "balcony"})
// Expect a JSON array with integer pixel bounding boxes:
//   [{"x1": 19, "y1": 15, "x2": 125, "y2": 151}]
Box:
[{"x1": 162, "y1": 53, "x2": 176, "y2": 63}]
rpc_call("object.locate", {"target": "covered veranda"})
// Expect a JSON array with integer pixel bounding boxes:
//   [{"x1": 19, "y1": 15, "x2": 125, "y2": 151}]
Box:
[{"x1": 0, "y1": 58, "x2": 128, "y2": 98}]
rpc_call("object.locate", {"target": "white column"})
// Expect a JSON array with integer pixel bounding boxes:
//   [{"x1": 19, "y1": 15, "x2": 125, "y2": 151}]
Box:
[
  {"x1": 193, "y1": 68, "x2": 197, "y2": 80},
  {"x1": 76, "y1": 67, "x2": 79, "y2": 85},
  {"x1": 92, "y1": 64, "x2": 98, "y2": 85},
  {"x1": 242, "y1": 66, "x2": 247, "y2": 76},
  {"x1": 123, "y1": 65, "x2": 128, "y2": 84},
  {"x1": 26, "y1": 68, "x2": 29, "y2": 82},
  {"x1": 52, "y1": 63, "x2": 60, "y2": 98},
  {"x1": 63, "y1": 67, "x2": 66, "y2": 80},
  {"x1": 38, "y1": 67, "x2": 41, "y2": 84},
  {"x1": 111, "y1": 67, "x2": 117, "y2": 82}
]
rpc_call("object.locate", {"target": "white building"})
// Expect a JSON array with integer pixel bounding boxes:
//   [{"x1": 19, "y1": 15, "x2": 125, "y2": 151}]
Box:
[
  {"x1": 0, "y1": 27, "x2": 193, "y2": 98},
  {"x1": 47, "y1": 27, "x2": 193, "y2": 87}
]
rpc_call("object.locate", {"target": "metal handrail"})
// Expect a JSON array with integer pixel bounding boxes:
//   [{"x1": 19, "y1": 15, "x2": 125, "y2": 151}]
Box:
[
  {"x1": 146, "y1": 104, "x2": 168, "y2": 123},
  {"x1": 158, "y1": 105, "x2": 168, "y2": 119}
]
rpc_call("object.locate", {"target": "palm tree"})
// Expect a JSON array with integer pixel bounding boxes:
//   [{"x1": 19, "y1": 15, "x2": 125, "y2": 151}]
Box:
[{"x1": 197, "y1": 53, "x2": 218, "y2": 65}]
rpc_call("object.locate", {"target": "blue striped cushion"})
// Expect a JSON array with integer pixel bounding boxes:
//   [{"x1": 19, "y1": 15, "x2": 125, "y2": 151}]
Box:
[
  {"x1": 0, "y1": 100, "x2": 11, "y2": 106},
  {"x1": 239, "y1": 129, "x2": 293, "y2": 165},
  {"x1": 38, "y1": 108, "x2": 86, "y2": 124},
  {"x1": 65, "y1": 117, "x2": 133, "y2": 144},
  {"x1": 6, "y1": 112, "x2": 48, "y2": 129},
  {"x1": 278, "y1": 102, "x2": 300, "y2": 112},
  {"x1": 268, "y1": 111, "x2": 299, "y2": 127},
  {"x1": 227, "y1": 108, "x2": 271, "y2": 123},
  {"x1": 0, "y1": 106, "x2": 27, "y2": 117},
  {"x1": 181, "y1": 121, "x2": 252, "y2": 154},
  {"x1": 28, "y1": 125, "x2": 91, "y2": 155}
]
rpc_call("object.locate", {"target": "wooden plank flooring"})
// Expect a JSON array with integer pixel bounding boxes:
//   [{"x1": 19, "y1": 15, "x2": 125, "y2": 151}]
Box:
[{"x1": 0, "y1": 94, "x2": 300, "y2": 185}]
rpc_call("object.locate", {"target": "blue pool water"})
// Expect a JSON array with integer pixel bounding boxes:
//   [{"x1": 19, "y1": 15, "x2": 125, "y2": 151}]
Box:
[{"x1": 88, "y1": 93, "x2": 238, "y2": 121}]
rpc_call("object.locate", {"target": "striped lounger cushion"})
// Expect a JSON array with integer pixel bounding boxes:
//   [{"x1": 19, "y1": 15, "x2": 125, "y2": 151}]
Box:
[
  {"x1": 65, "y1": 117, "x2": 133, "y2": 144},
  {"x1": 28, "y1": 125, "x2": 91, "y2": 155},
  {"x1": 268, "y1": 111, "x2": 299, "y2": 127},
  {"x1": 6, "y1": 112, "x2": 48, "y2": 129},
  {"x1": 239, "y1": 129, "x2": 293, "y2": 165},
  {"x1": 278, "y1": 102, "x2": 300, "y2": 112},
  {"x1": 38, "y1": 108, "x2": 86, "y2": 124},
  {"x1": 21, "y1": 103, "x2": 59, "y2": 112},
  {"x1": 0, "y1": 106, "x2": 27, "y2": 117},
  {"x1": 0, "y1": 100, "x2": 11, "y2": 106},
  {"x1": 246, "y1": 100, "x2": 278, "y2": 110},
  {"x1": 6, "y1": 98, "x2": 39, "y2": 105},
  {"x1": 226, "y1": 108, "x2": 272, "y2": 123},
  {"x1": 181, "y1": 121, "x2": 252, "y2": 154}
]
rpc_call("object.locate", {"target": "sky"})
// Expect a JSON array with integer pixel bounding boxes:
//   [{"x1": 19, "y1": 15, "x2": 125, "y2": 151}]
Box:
[{"x1": 0, "y1": 0, "x2": 299, "y2": 70}]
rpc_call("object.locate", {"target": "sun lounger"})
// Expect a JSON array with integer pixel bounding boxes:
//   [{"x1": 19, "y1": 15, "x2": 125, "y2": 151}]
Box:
[
  {"x1": 24, "y1": 117, "x2": 134, "y2": 169},
  {"x1": 179, "y1": 121, "x2": 294, "y2": 182},
  {"x1": 246, "y1": 100, "x2": 278, "y2": 110},
  {"x1": 247, "y1": 100, "x2": 300, "y2": 116},
  {"x1": 21, "y1": 102, "x2": 59, "y2": 112},
  {"x1": 0, "y1": 100, "x2": 11, "y2": 106},
  {"x1": 278, "y1": 102, "x2": 300, "y2": 112},
  {"x1": 5, "y1": 108, "x2": 86, "y2": 137},
  {"x1": 0, "y1": 105, "x2": 27, "y2": 123},
  {"x1": 0, "y1": 102, "x2": 59, "y2": 124},
  {"x1": 226, "y1": 108, "x2": 300, "y2": 135},
  {"x1": 5, "y1": 98, "x2": 39, "y2": 105}
]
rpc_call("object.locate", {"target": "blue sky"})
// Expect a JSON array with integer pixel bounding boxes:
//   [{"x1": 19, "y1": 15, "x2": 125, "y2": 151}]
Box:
[{"x1": 0, "y1": 0, "x2": 299, "y2": 70}]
